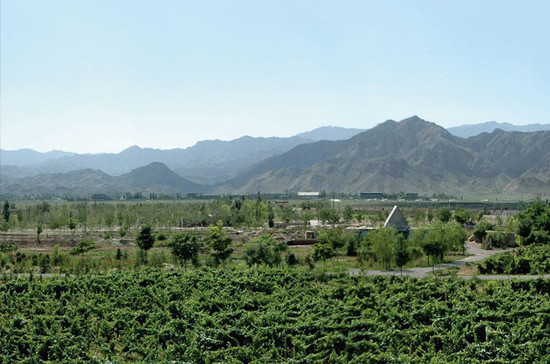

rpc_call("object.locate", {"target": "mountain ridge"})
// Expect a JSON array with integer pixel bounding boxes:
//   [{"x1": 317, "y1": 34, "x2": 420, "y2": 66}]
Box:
[
  {"x1": 219, "y1": 116, "x2": 550, "y2": 195},
  {"x1": 0, "y1": 126, "x2": 365, "y2": 183},
  {"x1": 0, "y1": 162, "x2": 207, "y2": 196},
  {"x1": 2, "y1": 118, "x2": 549, "y2": 197},
  {"x1": 447, "y1": 121, "x2": 550, "y2": 138}
]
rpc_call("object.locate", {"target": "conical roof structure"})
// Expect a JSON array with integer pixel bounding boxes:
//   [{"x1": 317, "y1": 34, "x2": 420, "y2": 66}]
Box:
[{"x1": 383, "y1": 206, "x2": 410, "y2": 232}]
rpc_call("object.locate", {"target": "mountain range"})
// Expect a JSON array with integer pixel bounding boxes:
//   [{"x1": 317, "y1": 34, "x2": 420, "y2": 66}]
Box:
[
  {"x1": 447, "y1": 121, "x2": 550, "y2": 138},
  {"x1": 0, "y1": 126, "x2": 363, "y2": 184},
  {"x1": 0, "y1": 162, "x2": 205, "y2": 196},
  {"x1": 221, "y1": 116, "x2": 549, "y2": 195},
  {"x1": 1, "y1": 118, "x2": 549, "y2": 197}
]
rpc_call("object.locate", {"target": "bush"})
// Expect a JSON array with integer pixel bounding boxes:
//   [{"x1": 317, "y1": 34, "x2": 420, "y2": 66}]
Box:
[
  {"x1": 286, "y1": 253, "x2": 298, "y2": 266},
  {"x1": 473, "y1": 221, "x2": 493, "y2": 243},
  {"x1": 346, "y1": 235, "x2": 360, "y2": 256},
  {"x1": 477, "y1": 245, "x2": 550, "y2": 275},
  {"x1": 149, "y1": 250, "x2": 168, "y2": 268},
  {"x1": 52, "y1": 244, "x2": 64, "y2": 266},
  {"x1": 70, "y1": 240, "x2": 96, "y2": 257},
  {"x1": 304, "y1": 255, "x2": 315, "y2": 269},
  {"x1": 169, "y1": 233, "x2": 201, "y2": 268},
  {"x1": 318, "y1": 228, "x2": 346, "y2": 250},
  {"x1": 134, "y1": 249, "x2": 147, "y2": 267},
  {"x1": 0, "y1": 241, "x2": 17, "y2": 253},
  {"x1": 486, "y1": 232, "x2": 505, "y2": 249},
  {"x1": 115, "y1": 248, "x2": 123, "y2": 261},
  {"x1": 243, "y1": 234, "x2": 287, "y2": 267},
  {"x1": 516, "y1": 200, "x2": 550, "y2": 245}
]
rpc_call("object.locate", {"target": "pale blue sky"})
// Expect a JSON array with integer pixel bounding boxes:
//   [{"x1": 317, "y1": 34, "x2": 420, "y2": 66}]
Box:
[{"x1": 2, "y1": 0, "x2": 549, "y2": 153}]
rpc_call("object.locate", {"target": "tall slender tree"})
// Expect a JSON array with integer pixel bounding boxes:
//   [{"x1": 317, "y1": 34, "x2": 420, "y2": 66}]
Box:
[
  {"x1": 395, "y1": 237, "x2": 410, "y2": 275},
  {"x1": 136, "y1": 225, "x2": 155, "y2": 262},
  {"x1": 206, "y1": 221, "x2": 233, "y2": 266},
  {"x1": 170, "y1": 233, "x2": 201, "y2": 270},
  {"x1": 2, "y1": 201, "x2": 10, "y2": 223}
]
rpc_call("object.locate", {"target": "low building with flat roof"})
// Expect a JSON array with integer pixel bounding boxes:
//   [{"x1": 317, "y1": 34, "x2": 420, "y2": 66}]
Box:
[{"x1": 297, "y1": 192, "x2": 320, "y2": 198}]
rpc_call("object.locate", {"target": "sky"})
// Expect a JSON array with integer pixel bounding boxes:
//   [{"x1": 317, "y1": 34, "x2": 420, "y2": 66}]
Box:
[{"x1": 1, "y1": 0, "x2": 549, "y2": 153}]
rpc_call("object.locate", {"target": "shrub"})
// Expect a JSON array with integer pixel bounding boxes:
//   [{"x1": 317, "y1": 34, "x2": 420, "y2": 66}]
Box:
[
  {"x1": 243, "y1": 234, "x2": 287, "y2": 267},
  {"x1": 477, "y1": 245, "x2": 550, "y2": 275},
  {"x1": 0, "y1": 241, "x2": 17, "y2": 253},
  {"x1": 286, "y1": 253, "x2": 298, "y2": 266}
]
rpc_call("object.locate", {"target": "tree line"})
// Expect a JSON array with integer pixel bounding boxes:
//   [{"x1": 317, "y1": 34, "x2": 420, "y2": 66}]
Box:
[{"x1": 1, "y1": 198, "x2": 494, "y2": 235}]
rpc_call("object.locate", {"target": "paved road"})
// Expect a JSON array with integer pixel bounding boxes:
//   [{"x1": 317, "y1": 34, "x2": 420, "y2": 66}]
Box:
[{"x1": 349, "y1": 242, "x2": 550, "y2": 279}]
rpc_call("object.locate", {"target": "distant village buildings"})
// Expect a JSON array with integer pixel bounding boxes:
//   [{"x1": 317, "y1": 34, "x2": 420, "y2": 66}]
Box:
[
  {"x1": 360, "y1": 192, "x2": 418, "y2": 200},
  {"x1": 297, "y1": 192, "x2": 320, "y2": 198},
  {"x1": 360, "y1": 192, "x2": 384, "y2": 199}
]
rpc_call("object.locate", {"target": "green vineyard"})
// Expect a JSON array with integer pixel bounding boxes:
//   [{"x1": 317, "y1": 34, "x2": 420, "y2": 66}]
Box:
[{"x1": 1, "y1": 269, "x2": 548, "y2": 363}]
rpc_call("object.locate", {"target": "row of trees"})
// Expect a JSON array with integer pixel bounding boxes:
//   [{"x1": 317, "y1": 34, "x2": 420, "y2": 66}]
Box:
[
  {"x1": 135, "y1": 221, "x2": 234, "y2": 269},
  {"x1": 165, "y1": 225, "x2": 290, "y2": 270},
  {"x1": 1, "y1": 221, "x2": 469, "y2": 275},
  {"x1": 133, "y1": 223, "x2": 463, "y2": 273},
  {"x1": 131, "y1": 218, "x2": 469, "y2": 272},
  {"x1": 311, "y1": 222, "x2": 467, "y2": 274},
  {"x1": 1, "y1": 198, "x2": 493, "y2": 234},
  {"x1": 409, "y1": 222, "x2": 468, "y2": 269}
]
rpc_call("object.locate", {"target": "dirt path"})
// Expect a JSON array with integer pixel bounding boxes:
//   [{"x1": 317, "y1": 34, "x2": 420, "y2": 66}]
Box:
[{"x1": 349, "y1": 242, "x2": 550, "y2": 279}]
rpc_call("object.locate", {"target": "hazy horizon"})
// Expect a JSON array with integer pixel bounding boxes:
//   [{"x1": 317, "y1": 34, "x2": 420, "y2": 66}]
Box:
[
  {"x1": 2, "y1": 1, "x2": 549, "y2": 153},
  {"x1": 3, "y1": 118, "x2": 550, "y2": 155}
]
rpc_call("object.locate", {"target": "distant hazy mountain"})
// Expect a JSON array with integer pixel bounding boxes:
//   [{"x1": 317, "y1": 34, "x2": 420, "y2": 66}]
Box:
[
  {"x1": 0, "y1": 149, "x2": 75, "y2": 166},
  {"x1": 0, "y1": 165, "x2": 37, "y2": 180},
  {"x1": 171, "y1": 136, "x2": 313, "y2": 183},
  {"x1": 0, "y1": 169, "x2": 114, "y2": 196},
  {"x1": 447, "y1": 121, "x2": 550, "y2": 138},
  {"x1": 221, "y1": 116, "x2": 550, "y2": 195},
  {"x1": 117, "y1": 162, "x2": 205, "y2": 193},
  {"x1": 295, "y1": 126, "x2": 366, "y2": 141},
  {"x1": 3, "y1": 120, "x2": 549, "y2": 197},
  {"x1": 0, "y1": 126, "x2": 364, "y2": 183},
  {"x1": 0, "y1": 138, "x2": 311, "y2": 183},
  {"x1": 0, "y1": 162, "x2": 207, "y2": 196}
]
